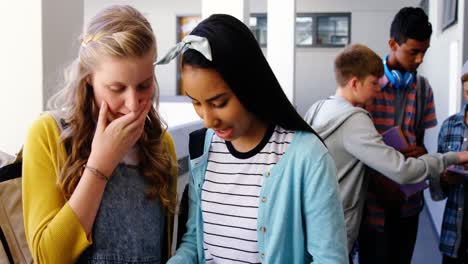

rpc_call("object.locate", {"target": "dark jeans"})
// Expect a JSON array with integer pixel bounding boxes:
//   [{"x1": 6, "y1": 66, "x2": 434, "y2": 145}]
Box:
[
  {"x1": 358, "y1": 209, "x2": 419, "y2": 264},
  {"x1": 442, "y1": 181, "x2": 468, "y2": 264},
  {"x1": 443, "y1": 254, "x2": 468, "y2": 264}
]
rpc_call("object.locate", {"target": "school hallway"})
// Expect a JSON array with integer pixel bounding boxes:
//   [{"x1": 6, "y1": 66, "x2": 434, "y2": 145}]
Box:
[
  {"x1": 411, "y1": 206, "x2": 442, "y2": 264},
  {"x1": 353, "y1": 205, "x2": 442, "y2": 264}
]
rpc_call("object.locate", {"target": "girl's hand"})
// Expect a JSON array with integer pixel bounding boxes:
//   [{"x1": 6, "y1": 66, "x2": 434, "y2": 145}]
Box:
[{"x1": 87, "y1": 100, "x2": 152, "y2": 176}]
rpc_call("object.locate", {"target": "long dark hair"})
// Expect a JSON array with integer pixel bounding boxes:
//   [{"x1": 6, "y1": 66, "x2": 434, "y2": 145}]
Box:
[{"x1": 182, "y1": 14, "x2": 321, "y2": 139}]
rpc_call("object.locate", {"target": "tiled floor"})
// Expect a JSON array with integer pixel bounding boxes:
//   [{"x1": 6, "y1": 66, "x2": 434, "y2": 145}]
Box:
[
  {"x1": 412, "y1": 206, "x2": 442, "y2": 264},
  {"x1": 352, "y1": 206, "x2": 442, "y2": 264}
]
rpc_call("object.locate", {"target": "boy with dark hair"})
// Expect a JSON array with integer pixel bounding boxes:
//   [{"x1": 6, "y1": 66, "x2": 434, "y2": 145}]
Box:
[
  {"x1": 433, "y1": 61, "x2": 468, "y2": 264},
  {"x1": 358, "y1": 7, "x2": 435, "y2": 264},
  {"x1": 304, "y1": 43, "x2": 468, "y2": 262}
]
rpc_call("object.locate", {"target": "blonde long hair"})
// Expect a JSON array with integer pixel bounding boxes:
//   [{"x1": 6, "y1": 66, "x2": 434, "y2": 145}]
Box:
[{"x1": 48, "y1": 5, "x2": 176, "y2": 211}]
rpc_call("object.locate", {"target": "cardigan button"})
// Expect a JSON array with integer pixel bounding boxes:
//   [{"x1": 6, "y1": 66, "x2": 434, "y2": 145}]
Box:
[
  {"x1": 265, "y1": 171, "x2": 270, "y2": 177},
  {"x1": 260, "y1": 226, "x2": 266, "y2": 232},
  {"x1": 261, "y1": 252, "x2": 265, "y2": 258},
  {"x1": 261, "y1": 197, "x2": 267, "y2": 203}
]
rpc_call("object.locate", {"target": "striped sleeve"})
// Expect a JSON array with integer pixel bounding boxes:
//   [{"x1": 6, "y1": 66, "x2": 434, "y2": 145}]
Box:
[{"x1": 423, "y1": 85, "x2": 437, "y2": 128}]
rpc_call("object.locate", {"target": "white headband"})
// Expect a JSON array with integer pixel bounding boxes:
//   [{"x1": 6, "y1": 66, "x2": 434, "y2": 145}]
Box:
[{"x1": 155, "y1": 35, "x2": 212, "y2": 65}]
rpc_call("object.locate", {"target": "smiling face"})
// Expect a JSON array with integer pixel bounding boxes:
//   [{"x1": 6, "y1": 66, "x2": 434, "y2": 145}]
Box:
[
  {"x1": 88, "y1": 52, "x2": 156, "y2": 121},
  {"x1": 182, "y1": 65, "x2": 267, "y2": 151}
]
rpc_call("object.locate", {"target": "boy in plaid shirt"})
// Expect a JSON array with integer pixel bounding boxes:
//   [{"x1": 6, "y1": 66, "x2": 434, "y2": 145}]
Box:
[{"x1": 433, "y1": 61, "x2": 468, "y2": 263}]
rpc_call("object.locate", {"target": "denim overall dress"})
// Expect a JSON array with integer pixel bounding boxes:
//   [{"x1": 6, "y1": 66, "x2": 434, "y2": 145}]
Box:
[{"x1": 77, "y1": 164, "x2": 164, "y2": 263}]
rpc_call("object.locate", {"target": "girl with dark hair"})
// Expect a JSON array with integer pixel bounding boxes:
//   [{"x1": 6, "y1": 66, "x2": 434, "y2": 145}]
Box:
[{"x1": 159, "y1": 14, "x2": 347, "y2": 263}]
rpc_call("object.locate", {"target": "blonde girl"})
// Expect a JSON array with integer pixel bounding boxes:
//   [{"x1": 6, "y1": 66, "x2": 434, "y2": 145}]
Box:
[{"x1": 22, "y1": 5, "x2": 177, "y2": 263}]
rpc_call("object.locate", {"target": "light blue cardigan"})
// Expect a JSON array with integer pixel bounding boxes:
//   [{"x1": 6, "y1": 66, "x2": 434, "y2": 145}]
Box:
[{"x1": 168, "y1": 129, "x2": 348, "y2": 264}]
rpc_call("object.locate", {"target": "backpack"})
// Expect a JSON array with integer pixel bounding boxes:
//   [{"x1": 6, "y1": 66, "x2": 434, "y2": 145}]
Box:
[
  {"x1": 176, "y1": 128, "x2": 207, "y2": 249},
  {"x1": 0, "y1": 111, "x2": 64, "y2": 264}
]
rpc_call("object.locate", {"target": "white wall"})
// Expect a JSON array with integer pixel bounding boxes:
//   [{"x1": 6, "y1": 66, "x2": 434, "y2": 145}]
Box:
[
  {"x1": 267, "y1": 0, "x2": 296, "y2": 102},
  {"x1": 419, "y1": 0, "x2": 466, "y2": 236},
  {"x1": 294, "y1": 0, "x2": 419, "y2": 115},
  {"x1": 0, "y1": 1, "x2": 42, "y2": 155},
  {"x1": 42, "y1": 0, "x2": 83, "y2": 109},
  {"x1": 85, "y1": 0, "x2": 419, "y2": 112},
  {"x1": 3, "y1": 0, "x2": 452, "y2": 159},
  {"x1": 0, "y1": 1, "x2": 84, "y2": 156},
  {"x1": 202, "y1": 0, "x2": 249, "y2": 22},
  {"x1": 84, "y1": 0, "x2": 265, "y2": 97},
  {"x1": 84, "y1": 0, "x2": 201, "y2": 97}
]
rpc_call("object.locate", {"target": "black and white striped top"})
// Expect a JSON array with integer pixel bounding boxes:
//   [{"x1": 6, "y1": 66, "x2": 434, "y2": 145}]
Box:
[{"x1": 201, "y1": 125, "x2": 294, "y2": 264}]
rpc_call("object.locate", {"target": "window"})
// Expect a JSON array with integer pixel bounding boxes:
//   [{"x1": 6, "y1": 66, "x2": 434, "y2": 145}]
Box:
[
  {"x1": 314, "y1": 14, "x2": 350, "y2": 47},
  {"x1": 296, "y1": 16, "x2": 313, "y2": 46},
  {"x1": 442, "y1": 0, "x2": 458, "y2": 31},
  {"x1": 249, "y1": 13, "x2": 351, "y2": 48},
  {"x1": 250, "y1": 14, "x2": 268, "y2": 47},
  {"x1": 419, "y1": 0, "x2": 429, "y2": 16},
  {"x1": 176, "y1": 15, "x2": 201, "y2": 95}
]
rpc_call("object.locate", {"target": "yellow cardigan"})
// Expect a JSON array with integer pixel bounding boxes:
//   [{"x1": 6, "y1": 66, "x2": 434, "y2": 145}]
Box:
[{"x1": 22, "y1": 113, "x2": 178, "y2": 264}]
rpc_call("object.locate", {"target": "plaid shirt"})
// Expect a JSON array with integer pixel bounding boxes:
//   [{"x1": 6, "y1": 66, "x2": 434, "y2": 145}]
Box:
[
  {"x1": 435, "y1": 104, "x2": 468, "y2": 258},
  {"x1": 364, "y1": 74, "x2": 437, "y2": 230}
]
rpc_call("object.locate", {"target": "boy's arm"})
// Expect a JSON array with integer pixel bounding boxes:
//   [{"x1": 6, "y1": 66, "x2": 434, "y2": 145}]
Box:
[
  {"x1": 342, "y1": 113, "x2": 457, "y2": 185},
  {"x1": 400, "y1": 145, "x2": 428, "y2": 158}
]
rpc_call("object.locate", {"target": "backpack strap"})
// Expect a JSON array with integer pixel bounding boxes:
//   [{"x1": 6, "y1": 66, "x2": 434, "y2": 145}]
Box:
[
  {"x1": 176, "y1": 127, "x2": 207, "y2": 249},
  {"x1": 0, "y1": 110, "x2": 69, "y2": 264},
  {"x1": 188, "y1": 128, "x2": 208, "y2": 160},
  {"x1": 0, "y1": 163, "x2": 21, "y2": 183},
  {"x1": 48, "y1": 110, "x2": 68, "y2": 131},
  {"x1": 0, "y1": 110, "x2": 67, "y2": 182},
  {"x1": 415, "y1": 75, "x2": 427, "y2": 146}
]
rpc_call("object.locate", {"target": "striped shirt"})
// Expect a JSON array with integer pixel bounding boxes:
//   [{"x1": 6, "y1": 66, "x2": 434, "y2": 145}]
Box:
[
  {"x1": 201, "y1": 125, "x2": 294, "y2": 264},
  {"x1": 364, "y1": 74, "x2": 437, "y2": 229}
]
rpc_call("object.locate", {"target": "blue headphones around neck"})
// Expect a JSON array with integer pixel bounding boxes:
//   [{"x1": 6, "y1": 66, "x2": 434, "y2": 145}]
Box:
[{"x1": 383, "y1": 55, "x2": 414, "y2": 89}]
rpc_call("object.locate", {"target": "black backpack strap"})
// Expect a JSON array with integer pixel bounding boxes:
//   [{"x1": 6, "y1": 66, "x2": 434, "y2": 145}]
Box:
[
  {"x1": 48, "y1": 110, "x2": 68, "y2": 131},
  {"x1": 188, "y1": 128, "x2": 208, "y2": 160},
  {"x1": 176, "y1": 127, "x2": 207, "y2": 249},
  {"x1": 0, "y1": 163, "x2": 22, "y2": 182},
  {"x1": 0, "y1": 111, "x2": 67, "y2": 183},
  {"x1": 176, "y1": 183, "x2": 190, "y2": 249},
  {"x1": 415, "y1": 75, "x2": 428, "y2": 146}
]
